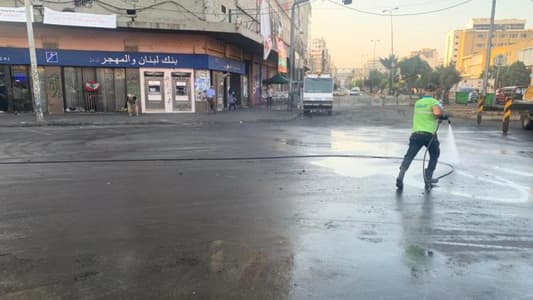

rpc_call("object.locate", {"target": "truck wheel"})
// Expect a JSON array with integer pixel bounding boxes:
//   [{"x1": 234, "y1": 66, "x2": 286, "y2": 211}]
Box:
[
  {"x1": 327, "y1": 109, "x2": 332, "y2": 116},
  {"x1": 521, "y1": 113, "x2": 533, "y2": 130}
]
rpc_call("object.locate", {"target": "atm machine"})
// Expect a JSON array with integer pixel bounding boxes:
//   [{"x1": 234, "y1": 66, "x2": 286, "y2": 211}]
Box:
[
  {"x1": 171, "y1": 72, "x2": 192, "y2": 112},
  {"x1": 144, "y1": 71, "x2": 165, "y2": 112}
]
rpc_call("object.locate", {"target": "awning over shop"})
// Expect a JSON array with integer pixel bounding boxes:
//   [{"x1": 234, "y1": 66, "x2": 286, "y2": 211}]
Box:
[{"x1": 263, "y1": 73, "x2": 288, "y2": 84}]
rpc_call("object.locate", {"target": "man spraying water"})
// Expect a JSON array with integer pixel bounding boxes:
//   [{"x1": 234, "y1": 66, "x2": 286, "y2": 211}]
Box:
[{"x1": 396, "y1": 84, "x2": 448, "y2": 192}]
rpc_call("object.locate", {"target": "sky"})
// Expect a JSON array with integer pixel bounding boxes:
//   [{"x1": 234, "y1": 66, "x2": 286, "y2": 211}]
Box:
[{"x1": 310, "y1": 0, "x2": 533, "y2": 68}]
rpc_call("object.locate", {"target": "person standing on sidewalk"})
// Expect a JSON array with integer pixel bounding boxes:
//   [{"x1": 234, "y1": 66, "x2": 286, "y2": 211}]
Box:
[
  {"x1": 126, "y1": 94, "x2": 139, "y2": 117},
  {"x1": 396, "y1": 84, "x2": 447, "y2": 191},
  {"x1": 228, "y1": 91, "x2": 237, "y2": 111},
  {"x1": 266, "y1": 85, "x2": 273, "y2": 109},
  {"x1": 206, "y1": 86, "x2": 216, "y2": 113}
]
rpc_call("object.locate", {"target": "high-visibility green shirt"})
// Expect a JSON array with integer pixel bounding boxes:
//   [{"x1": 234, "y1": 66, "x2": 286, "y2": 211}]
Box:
[{"x1": 412, "y1": 96, "x2": 441, "y2": 134}]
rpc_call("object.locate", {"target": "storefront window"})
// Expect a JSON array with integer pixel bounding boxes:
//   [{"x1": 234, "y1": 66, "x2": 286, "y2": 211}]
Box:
[
  {"x1": 11, "y1": 65, "x2": 32, "y2": 112},
  {"x1": 0, "y1": 67, "x2": 7, "y2": 111}
]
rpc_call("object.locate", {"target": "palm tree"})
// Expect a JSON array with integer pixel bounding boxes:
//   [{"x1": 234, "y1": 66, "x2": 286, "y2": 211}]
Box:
[{"x1": 379, "y1": 54, "x2": 398, "y2": 95}]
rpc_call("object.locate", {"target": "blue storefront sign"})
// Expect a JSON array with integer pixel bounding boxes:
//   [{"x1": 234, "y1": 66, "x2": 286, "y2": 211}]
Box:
[{"x1": 0, "y1": 48, "x2": 245, "y2": 74}]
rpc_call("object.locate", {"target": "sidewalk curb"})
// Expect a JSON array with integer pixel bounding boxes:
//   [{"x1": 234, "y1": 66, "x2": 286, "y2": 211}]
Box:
[{"x1": 0, "y1": 112, "x2": 301, "y2": 128}]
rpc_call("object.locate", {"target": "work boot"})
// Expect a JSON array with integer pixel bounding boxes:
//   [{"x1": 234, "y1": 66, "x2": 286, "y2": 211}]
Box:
[
  {"x1": 396, "y1": 168, "x2": 406, "y2": 190},
  {"x1": 424, "y1": 169, "x2": 438, "y2": 184}
]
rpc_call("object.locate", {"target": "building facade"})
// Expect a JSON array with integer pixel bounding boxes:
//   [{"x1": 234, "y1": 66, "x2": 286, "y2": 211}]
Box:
[
  {"x1": 408, "y1": 48, "x2": 441, "y2": 69},
  {"x1": 0, "y1": 0, "x2": 311, "y2": 113},
  {"x1": 332, "y1": 68, "x2": 354, "y2": 89},
  {"x1": 460, "y1": 40, "x2": 533, "y2": 79},
  {"x1": 444, "y1": 18, "x2": 533, "y2": 69},
  {"x1": 310, "y1": 37, "x2": 331, "y2": 74}
]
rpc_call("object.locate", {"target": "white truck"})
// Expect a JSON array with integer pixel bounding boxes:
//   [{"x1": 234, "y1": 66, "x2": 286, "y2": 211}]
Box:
[{"x1": 303, "y1": 74, "x2": 334, "y2": 115}]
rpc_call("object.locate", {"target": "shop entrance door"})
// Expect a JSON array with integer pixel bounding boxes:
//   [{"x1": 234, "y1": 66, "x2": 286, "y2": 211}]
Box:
[{"x1": 144, "y1": 72, "x2": 165, "y2": 112}]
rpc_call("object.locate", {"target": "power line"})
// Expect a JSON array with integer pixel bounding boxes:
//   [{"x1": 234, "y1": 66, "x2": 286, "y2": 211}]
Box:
[{"x1": 325, "y1": 0, "x2": 474, "y2": 17}]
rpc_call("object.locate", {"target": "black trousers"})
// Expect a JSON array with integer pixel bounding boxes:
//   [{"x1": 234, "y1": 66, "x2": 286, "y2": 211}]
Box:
[{"x1": 400, "y1": 132, "x2": 440, "y2": 174}]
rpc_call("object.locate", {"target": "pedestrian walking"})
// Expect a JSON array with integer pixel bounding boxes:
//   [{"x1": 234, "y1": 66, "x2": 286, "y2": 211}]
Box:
[
  {"x1": 266, "y1": 85, "x2": 273, "y2": 109},
  {"x1": 126, "y1": 94, "x2": 138, "y2": 116},
  {"x1": 228, "y1": 91, "x2": 237, "y2": 111},
  {"x1": 396, "y1": 84, "x2": 448, "y2": 191},
  {"x1": 206, "y1": 85, "x2": 216, "y2": 114}
]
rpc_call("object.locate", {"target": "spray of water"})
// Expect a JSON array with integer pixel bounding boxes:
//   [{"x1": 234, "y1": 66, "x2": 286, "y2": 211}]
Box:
[{"x1": 445, "y1": 123, "x2": 460, "y2": 165}]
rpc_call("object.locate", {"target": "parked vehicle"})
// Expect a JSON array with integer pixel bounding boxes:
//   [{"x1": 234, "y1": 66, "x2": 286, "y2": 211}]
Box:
[
  {"x1": 495, "y1": 89, "x2": 506, "y2": 104},
  {"x1": 350, "y1": 87, "x2": 361, "y2": 96},
  {"x1": 303, "y1": 74, "x2": 333, "y2": 115},
  {"x1": 518, "y1": 86, "x2": 533, "y2": 130},
  {"x1": 333, "y1": 88, "x2": 348, "y2": 96},
  {"x1": 500, "y1": 86, "x2": 528, "y2": 101}
]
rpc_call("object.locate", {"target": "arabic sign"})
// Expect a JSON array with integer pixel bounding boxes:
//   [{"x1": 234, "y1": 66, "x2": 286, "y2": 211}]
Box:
[
  {"x1": 260, "y1": 0, "x2": 272, "y2": 60},
  {"x1": 0, "y1": 6, "x2": 31, "y2": 23},
  {"x1": 43, "y1": 7, "x2": 116, "y2": 29},
  {"x1": 276, "y1": 37, "x2": 287, "y2": 74},
  {"x1": 97, "y1": 54, "x2": 180, "y2": 66},
  {"x1": 208, "y1": 56, "x2": 245, "y2": 74},
  {"x1": 0, "y1": 47, "x2": 246, "y2": 74}
]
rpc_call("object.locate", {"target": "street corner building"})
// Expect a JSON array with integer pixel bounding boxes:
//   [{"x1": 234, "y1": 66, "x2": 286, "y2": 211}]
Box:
[{"x1": 0, "y1": 0, "x2": 311, "y2": 114}]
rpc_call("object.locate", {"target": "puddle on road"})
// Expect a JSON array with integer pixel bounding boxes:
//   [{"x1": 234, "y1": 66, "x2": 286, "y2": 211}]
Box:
[{"x1": 311, "y1": 157, "x2": 532, "y2": 203}]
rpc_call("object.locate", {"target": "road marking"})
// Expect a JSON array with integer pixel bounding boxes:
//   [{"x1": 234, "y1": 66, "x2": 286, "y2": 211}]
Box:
[
  {"x1": 432, "y1": 241, "x2": 531, "y2": 251},
  {"x1": 492, "y1": 166, "x2": 533, "y2": 177},
  {"x1": 21, "y1": 128, "x2": 52, "y2": 136}
]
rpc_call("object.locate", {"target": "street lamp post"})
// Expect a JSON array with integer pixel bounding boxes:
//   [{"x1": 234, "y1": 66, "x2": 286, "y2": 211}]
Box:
[
  {"x1": 24, "y1": 0, "x2": 44, "y2": 122},
  {"x1": 288, "y1": 0, "x2": 310, "y2": 111},
  {"x1": 382, "y1": 7, "x2": 398, "y2": 95},
  {"x1": 370, "y1": 40, "x2": 380, "y2": 70}
]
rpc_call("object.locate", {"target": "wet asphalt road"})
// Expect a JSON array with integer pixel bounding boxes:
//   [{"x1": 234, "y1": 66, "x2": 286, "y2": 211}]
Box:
[{"x1": 1, "y1": 96, "x2": 533, "y2": 299}]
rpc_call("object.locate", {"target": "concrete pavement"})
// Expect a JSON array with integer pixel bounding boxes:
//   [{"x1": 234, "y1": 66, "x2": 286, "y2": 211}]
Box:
[{"x1": 1, "y1": 97, "x2": 533, "y2": 299}]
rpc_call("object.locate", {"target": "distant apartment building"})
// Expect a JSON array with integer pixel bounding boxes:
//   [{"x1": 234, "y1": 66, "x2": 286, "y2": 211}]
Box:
[
  {"x1": 444, "y1": 18, "x2": 533, "y2": 72},
  {"x1": 365, "y1": 59, "x2": 386, "y2": 75},
  {"x1": 333, "y1": 68, "x2": 355, "y2": 89},
  {"x1": 461, "y1": 40, "x2": 533, "y2": 79},
  {"x1": 310, "y1": 38, "x2": 331, "y2": 74},
  {"x1": 409, "y1": 48, "x2": 442, "y2": 69}
]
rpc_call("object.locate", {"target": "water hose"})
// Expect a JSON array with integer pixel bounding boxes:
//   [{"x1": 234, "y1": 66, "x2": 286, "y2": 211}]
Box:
[
  {"x1": 421, "y1": 119, "x2": 454, "y2": 188},
  {"x1": 0, "y1": 154, "x2": 455, "y2": 174}
]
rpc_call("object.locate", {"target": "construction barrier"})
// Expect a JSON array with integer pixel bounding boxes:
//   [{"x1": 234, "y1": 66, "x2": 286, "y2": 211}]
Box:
[
  {"x1": 476, "y1": 96, "x2": 485, "y2": 125},
  {"x1": 502, "y1": 97, "x2": 513, "y2": 133}
]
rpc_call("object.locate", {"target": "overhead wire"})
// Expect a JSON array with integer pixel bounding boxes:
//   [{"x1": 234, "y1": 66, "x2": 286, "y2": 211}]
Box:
[{"x1": 324, "y1": 0, "x2": 474, "y2": 16}]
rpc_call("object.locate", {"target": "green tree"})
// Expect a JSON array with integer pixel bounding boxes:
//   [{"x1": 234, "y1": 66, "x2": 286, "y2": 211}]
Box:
[
  {"x1": 365, "y1": 70, "x2": 386, "y2": 93},
  {"x1": 501, "y1": 61, "x2": 530, "y2": 86},
  {"x1": 353, "y1": 79, "x2": 364, "y2": 89},
  {"x1": 398, "y1": 56, "x2": 432, "y2": 94},
  {"x1": 379, "y1": 54, "x2": 398, "y2": 94},
  {"x1": 482, "y1": 61, "x2": 531, "y2": 88},
  {"x1": 435, "y1": 65, "x2": 462, "y2": 103}
]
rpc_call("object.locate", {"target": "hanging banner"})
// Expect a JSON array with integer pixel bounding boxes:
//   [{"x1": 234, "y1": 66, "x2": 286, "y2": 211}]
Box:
[
  {"x1": 260, "y1": 0, "x2": 272, "y2": 60},
  {"x1": 43, "y1": 7, "x2": 116, "y2": 29},
  {"x1": 0, "y1": 6, "x2": 31, "y2": 23},
  {"x1": 276, "y1": 37, "x2": 287, "y2": 73}
]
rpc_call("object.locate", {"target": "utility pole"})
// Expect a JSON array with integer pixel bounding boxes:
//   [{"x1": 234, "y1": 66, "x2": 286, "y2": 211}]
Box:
[
  {"x1": 481, "y1": 0, "x2": 496, "y2": 104},
  {"x1": 288, "y1": 0, "x2": 309, "y2": 111},
  {"x1": 383, "y1": 7, "x2": 398, "y2": 95},
  {"x1": 25, "y1": 0, "x2": 44, "y2": 122},
  {"x1": 371, "y1": 40, "x2": 380, "y2": 71}
]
